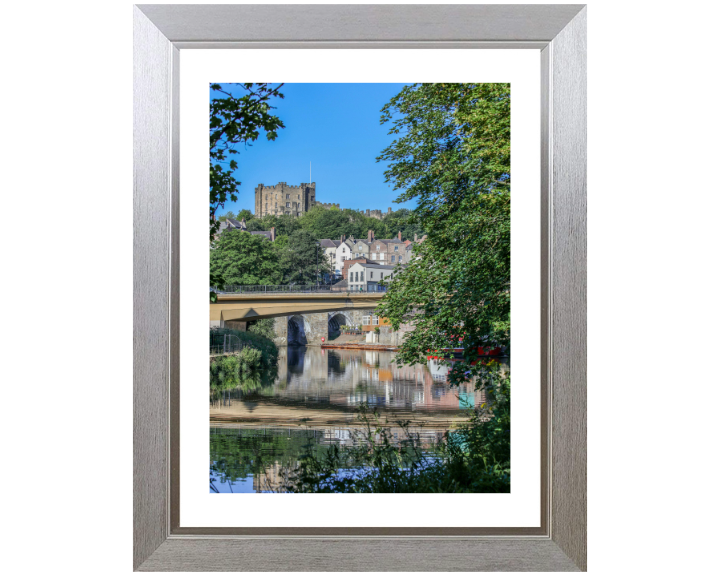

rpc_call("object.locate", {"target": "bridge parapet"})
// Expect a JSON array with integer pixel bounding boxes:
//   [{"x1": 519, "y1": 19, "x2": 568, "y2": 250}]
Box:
[
  {"x1": 210, "y1": 291, "x2": 384, "y2": 326},
  {"x1": 211, "y1": 284, "x2": 388, "y2": 295}
]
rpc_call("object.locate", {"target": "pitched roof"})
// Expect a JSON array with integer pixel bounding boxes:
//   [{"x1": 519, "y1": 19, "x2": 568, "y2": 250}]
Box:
[
  {"x1": 320, "y1": 239, "x2": 339, "y2": 248},
  {"x1": 250, "y1": 231, "x2": 272, "y2": 240},
  {"x1": 350, "y1": 262, "x2": 397, "y2": 271}
]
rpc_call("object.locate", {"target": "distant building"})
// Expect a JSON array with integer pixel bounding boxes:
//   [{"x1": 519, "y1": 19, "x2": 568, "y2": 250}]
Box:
[
  {"x1": 352, "y1": 238, "x2": 371, "y2": 259},
  {"x1": 254, "y1": 182, "x2": 317, "y2": 217},
  {"x1": 218, "y1": 218, "x2": 276, "y2": 241},
  {"x1": 404, "y1": 232, "x2": 427, "y2": 260},
  {"x1": 342, "y1": 257, "x2": 378, "y2": 280},
  {"x1": 347, "y1": 262, "x2": 398, "y2": 292},
  {"x1": 336, "y1": 237, "x2": 357, "y2": 268},
  {"x1": 364, "y1": 207, "x2": 393, "y2": 220},
  {"x1": 253, "y1": 182, "x2": 395, "y2": 219},
  {"x1": 366, "y1": 230, "x2": 408, "y2": 264},
  {"x1": 319, "y1": 238, "x2": 342, "y2": 275}
]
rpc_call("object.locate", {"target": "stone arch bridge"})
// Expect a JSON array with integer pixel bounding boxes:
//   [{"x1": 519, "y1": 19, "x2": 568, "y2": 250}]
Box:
[{"x1": 210, "y1": 293, "x2": 383, "y2": 346}]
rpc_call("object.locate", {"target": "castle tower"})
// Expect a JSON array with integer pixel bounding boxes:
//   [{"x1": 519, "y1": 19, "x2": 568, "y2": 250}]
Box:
[{"x1": 254, "y1": 182, "x2": 317, "y2": 217}]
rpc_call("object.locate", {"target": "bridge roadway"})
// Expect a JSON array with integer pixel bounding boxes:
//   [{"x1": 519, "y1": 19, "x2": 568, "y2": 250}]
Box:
[{"x1": 209, "y1": 292, "x2": 384, "y2": 325}]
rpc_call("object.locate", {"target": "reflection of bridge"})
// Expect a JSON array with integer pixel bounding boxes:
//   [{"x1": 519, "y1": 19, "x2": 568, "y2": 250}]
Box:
[{"x1": 210, "y1": 292, "x2": 384, "y2": 346}]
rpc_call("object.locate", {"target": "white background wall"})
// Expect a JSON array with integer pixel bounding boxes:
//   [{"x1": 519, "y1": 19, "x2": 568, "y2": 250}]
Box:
[{"x1": 1, "y1": 0, "x2": 718, "y2": 574}]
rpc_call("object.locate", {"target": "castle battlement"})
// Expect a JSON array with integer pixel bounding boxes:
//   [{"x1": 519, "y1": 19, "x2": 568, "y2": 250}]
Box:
[
  {"x1": 255, "y1": 181, "x2": 317, "y2": 217},
  {"x1": 254, "y1": 182, "x2": 391, "y2": 220}
]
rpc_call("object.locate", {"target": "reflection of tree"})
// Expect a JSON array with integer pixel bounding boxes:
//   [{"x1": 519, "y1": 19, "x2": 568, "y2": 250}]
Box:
[
  {"x1": 209, "y1": 427, "x2": 333, "y2": 486},
  {"x1": 210, "y1": 365, "x2": 278, "y2": 406}
]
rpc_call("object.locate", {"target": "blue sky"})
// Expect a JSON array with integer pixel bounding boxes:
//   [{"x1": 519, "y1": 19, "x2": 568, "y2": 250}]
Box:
[{"x1": 211, "y1": 83, "x2": 415, "y2": 216}]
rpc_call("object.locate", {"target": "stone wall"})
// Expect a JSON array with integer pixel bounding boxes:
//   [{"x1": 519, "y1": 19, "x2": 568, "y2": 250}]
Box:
[
  {"x1": 264, "y1": 309, "x2": 396, "y2": 347},
  {"x1": 273, "y1": 316, "x2": 288, "y2": 347},
  {"x1": 304, "y1": 313, "x2": 329, "y2": 346},
  {"x1": 254, "y1": 182, "x2": 316, "y2": 217}
]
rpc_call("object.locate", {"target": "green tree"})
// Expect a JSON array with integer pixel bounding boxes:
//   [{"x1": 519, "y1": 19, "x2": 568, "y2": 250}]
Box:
[
  {"x1": 218, "y1": 210, "x2": 236, "y2": 222},
  {"x1": 374, "y1": 83, "x2": 510, "y2": 384},
  {"x1": 247, "y1": 318, "x2": 277, "y2": 341},
  {"x1": 280, "y1": 230, "x2": 331, "y2": 284},
  {"x1": 236, "y1": 209, "x2": 254, "y2": 222},
  {"x1": 209, "y1": 83, "x2": 284, "y2": 240},
  {"x1": 210, "y1": 230, "x2": 283, "y2": 286},
  {"x1": 247, "y1": 214, "x2": 302, "y2": 236},
  {"x1": 377, "y1": 208, "x2": 425, "y2": 241},
  {"x1": 299, "y1": 206, "x2": 355, "y2": 239}
]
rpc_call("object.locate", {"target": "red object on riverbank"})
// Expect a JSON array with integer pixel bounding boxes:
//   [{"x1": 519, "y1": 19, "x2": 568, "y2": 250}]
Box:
[{"x1": 426, "y1": 346, "x2": 503, "y2": 361}]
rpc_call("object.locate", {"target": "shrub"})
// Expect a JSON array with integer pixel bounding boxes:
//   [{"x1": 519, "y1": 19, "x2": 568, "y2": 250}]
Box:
[
  {"x1": 248, "y1": 318, "x2": 276, "y2": 341},
  {"x1": 281, "y1": 366, "x2": 510, "y2": 493},
  {"x1": 209, "y1": 354, "x2": 241, "y2": 391},
  {"x1": 238, "y1": 346, "x2": 263, "y2": 375},
  {"x1": 210, "y1": 327, "x2": 278, "y2": 369}
]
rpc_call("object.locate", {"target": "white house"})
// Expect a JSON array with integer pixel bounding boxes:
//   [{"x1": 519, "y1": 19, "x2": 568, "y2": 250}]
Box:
[
  {"x1": 319, "y1": 239, "x2": 342, "y2": 276},
  {"x1": 336, "y1": 238, "x2": 357, "y2": 268},
  {"x1": 347, "y1": 262, "x2": 397, "y2": 292}
]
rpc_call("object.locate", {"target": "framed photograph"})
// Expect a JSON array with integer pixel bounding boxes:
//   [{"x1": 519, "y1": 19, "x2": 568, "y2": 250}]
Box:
[{"x1": 134, "y1": 4, "x2": 586, "y2": 571}]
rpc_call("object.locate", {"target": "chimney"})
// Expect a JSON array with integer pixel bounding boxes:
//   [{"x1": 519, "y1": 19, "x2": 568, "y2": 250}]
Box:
[
  {"x1": 414, "y1": 233, "x2": 418, "y2": 242},
  {"x1": 368, "y1": 230, "x2": 373, "y2": 242},
  {"x1": 341, "y1": 234, "x2": 346, "y2": 243},
  {"x1": 398, "y1": 231, "x2": 402, "y2": 241},
  {"x1": 270, "y1": 227, "x2": 276, "y2": 242}
]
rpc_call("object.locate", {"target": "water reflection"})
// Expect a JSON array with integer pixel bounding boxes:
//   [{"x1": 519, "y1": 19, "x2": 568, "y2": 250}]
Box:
[{"x1": 210, "y1": 346, "x2": 502, "y2": 493}]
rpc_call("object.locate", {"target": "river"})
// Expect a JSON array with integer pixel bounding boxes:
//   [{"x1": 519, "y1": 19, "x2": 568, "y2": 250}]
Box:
[{"x1": 210, "y1": 346, "x2": 488, "y2": 493}]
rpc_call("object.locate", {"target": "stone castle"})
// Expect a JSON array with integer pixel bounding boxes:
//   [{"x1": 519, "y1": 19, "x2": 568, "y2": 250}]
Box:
[{"x1": 254, "y1": 182, "x2": 393, "y2": 219}]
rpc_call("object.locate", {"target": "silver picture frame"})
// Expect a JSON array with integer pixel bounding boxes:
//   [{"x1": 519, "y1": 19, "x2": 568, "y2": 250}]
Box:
[{"x1": 134, "y1": 4, "x2": 587, "y2": 571}]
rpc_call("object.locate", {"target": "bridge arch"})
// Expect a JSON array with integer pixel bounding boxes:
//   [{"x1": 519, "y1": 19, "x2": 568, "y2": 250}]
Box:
[
  {"x1": 287, "y1": 315, "x2": 308, "y2": 345},
  {"x1": 328, "y1": 312, "x2": 351, "y2": 339}
]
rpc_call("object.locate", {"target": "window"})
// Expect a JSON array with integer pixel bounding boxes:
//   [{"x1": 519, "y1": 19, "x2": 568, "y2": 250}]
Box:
[
  {"x1": 286, "y1": 202, "x2": 290, "y2": 207},
  {"x1": 370, "y1": 272, "x2": 374, "y2": 279},
  {"x1": 297, "y1": 194, "x2": 300, "y2": 199},
  {"x1": 286, "y1": 194, "x2": 289, "y2": 199},
  {"x1": 399, "y1": 255, "x2": 402, "y2": 262},
  {"x1": 360, "y1": 271, "x2": 364, "y2": 281},
  {"x1": 380, "y1": 253, "x2": 385, "y2": 260},
  {"x1": 380, "y1": 272, "x2": 384, "y2": 280},
  {"x1": 394, "y1": 245, "x2": 398, "y2": 251},
  {"x1": 391, "y1": 255, "x2": 395, "y2": 262}
]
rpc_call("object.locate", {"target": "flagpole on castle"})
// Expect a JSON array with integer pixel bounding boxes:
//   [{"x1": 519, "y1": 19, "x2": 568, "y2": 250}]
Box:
[{"x1": 310, "y1": 161, "x2": 311, "y2": 183}]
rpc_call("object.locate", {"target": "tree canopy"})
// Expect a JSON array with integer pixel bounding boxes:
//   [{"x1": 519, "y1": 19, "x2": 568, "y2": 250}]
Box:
[
  {"x1": 374, "y1": 83, "x2": 511, "y2": 384},
  {"x1": 239, "y1": 204, "x2": 425, "y2": 243},
  {"x1": 280, "y1": 230, "x2": 331, "y2": 285},
  {"x1": 210, "y1": 229, "x2": 283, "y2": 286},
  {"x1": 209, "y1": 83, "x2": 284, "y2": 240},
  {"x1": 210, "y1": 228, "x2": 332, "y2": 287}
]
